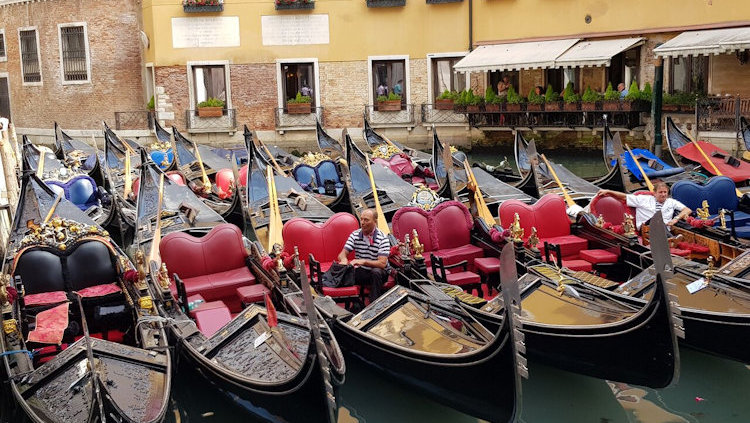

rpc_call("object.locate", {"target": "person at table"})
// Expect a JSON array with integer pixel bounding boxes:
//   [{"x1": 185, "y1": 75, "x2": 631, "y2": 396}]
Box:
[
  {"x1": 338, "y1": 208, "x2": 389, "y2": 301},
  {"x1": 598, "y1": 182, "x2": 692, "y2": 230}
]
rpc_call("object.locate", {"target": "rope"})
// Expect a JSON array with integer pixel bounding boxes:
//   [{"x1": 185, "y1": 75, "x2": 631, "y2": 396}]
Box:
[
  {"x1": 0, "y1": 349, "x2": 34, "y2": 360},
  {"x1": 134, "y1": 315, "x2": 178, "y2": 345}
]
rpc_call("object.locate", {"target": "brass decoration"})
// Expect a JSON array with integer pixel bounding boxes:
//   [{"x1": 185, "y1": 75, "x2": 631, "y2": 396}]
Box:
[
  {"x1": 411, "y1": 229, "x2": 424, "y2": 260},
  {"x1": 3, "y1": 319, "x2": 17, "y2": 335},
  {"x1": 449, "y1": 146, "x2": 458, "y2": 154},
  {"x1": 300, "y1": 151, "x2": 331, "y2": 167},
  {"x1": 371, "y1": 144, "x2": 401, "y2": 160},
  {"x1": 20, "y1": 218, "x2": 105, "y2": 251},
  {"x1": 150, "y1": 140, "x2": 171, "y2": 153},
  {"x1": 703, "y1": 256, "x2": 716, "y2": 286},
  {"x1": 719, "y1": 209, "x2": 727, "y2": 229},
  {"x1": 139, "y1": 296, "x2": 153, "y2": 310},
  {"x1": 697, "y1": 200, "x2": 710, "y2": 220},
  {"x1": 623, "y1": 214, "x2": 636, "y2": 237},
  {"x1": 528, "y1": 227, "x2": 540, "y2": 252},
  {"x1": 158, "y1": 263, "x2": 171, "y2": 290},
  {"x1": 596, "y1": 214, "x2": 605, "y2": 228},
  {"x1": 510, "y1": 213, "x2": 524, "y2": 243},
  {"x1": 408, "y1": 185, "x2": 441, "y2": 211}
]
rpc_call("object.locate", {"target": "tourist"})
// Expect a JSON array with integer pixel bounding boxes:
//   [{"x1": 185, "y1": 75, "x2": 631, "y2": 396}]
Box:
[
  {"x1": 597, "y1": 182, "x2": 692, "y2": 230},
  {"x1": 618, "y1": 82, "x2": 628, "y2": 99},
  {"x1": 300, "y1": 82, "x2": 312, "y2": 97},
  {"x1": 377, "y1": 82, "x2": 388, "y2": 97},
  {"x1": 393, "y1": 80, "x2": 403, "y2": 96},
  {"x1": 497, "y1": 76, "x2": 511, "y2": 97},
  {"x1": 534, "y1": 86, "x2": 543, "y2": 96},
  {"x1": 337, "y1": 208, "x2": 389, "y2": 302}
]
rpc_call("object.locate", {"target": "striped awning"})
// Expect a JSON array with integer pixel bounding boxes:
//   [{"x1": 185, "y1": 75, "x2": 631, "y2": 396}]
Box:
[
  {"x1": 654, "y1": 26, "x2": 750, "y2": 57},
  {"x1": 555, "y1": 37, "x2": 644, "y2": 68},
  {"x1": 453, "y1": 38, "x2": 579, "y2": 73}
]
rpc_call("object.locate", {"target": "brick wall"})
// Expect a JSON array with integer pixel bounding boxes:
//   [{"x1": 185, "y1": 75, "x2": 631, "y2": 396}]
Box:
[{"x1": 0, "y1": 0, "x2": 145, "y2": 131}]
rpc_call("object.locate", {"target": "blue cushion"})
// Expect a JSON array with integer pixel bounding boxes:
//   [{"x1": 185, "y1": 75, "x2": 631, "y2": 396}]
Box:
[
  {"x1": 732, "y1": 225, "x2": 750, "y2": 239},
  {"x1": 709, "y1": 210, "x2": 750, "y2": 227},
  {"x1": 46, "y1": 175, "x2": 98, "y2": 210},
  {"x1": 672, "y1": 176, "x2": 739, "y2": 214},
  {"x1": 316, "y1": 160, "x2": 341, "y2": 186},
  {"x1": 293, "y1": 164, "x2": 317, "y2": 190},
  {"x1": 150, "y1": 150, "x2": 174, "y2": 170}
]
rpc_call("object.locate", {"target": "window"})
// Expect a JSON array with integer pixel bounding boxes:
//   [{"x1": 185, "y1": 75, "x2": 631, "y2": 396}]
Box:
[
  {"x1": 0, "y1": 76, "x2": 10, "y2": 121},
  {"x1": 670, "y1": 56, "x2": 708, "y2": 94},
  {"x1": 281, "y1": 62, "x2": 315, "y2": 106},
  {"x1": 372, "y1": 59, "x2": 406, "y2": 107},
  {"x1": 0, "y1": 30, "x2": 6, "y2": 61},
  {"x1": 489, "y1": 70, "x2": 519, "y2": 94},
  {"x1": 608, "y1": 47, "x2": 640, "y2": 89},
  {"x1": 545, "y1": 68, "x2": 580, "y2": 94},
  {"x1": 19, "y1": 29, "x2": 41, "y2": 84},
  {"x1": 192, "y1": 65, "x2": 227, "y2": 107},
  {"x1": 432, "y1": 57, "x2": 466, "y2": 96},
  {"x1": 59, "y1": 24, "x2": 90, "y2": 83}
]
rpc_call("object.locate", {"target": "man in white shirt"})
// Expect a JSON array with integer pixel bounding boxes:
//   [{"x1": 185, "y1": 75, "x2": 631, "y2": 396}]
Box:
[{"x1": 598, "y1": 182, "x2": 692, "y2": 230}]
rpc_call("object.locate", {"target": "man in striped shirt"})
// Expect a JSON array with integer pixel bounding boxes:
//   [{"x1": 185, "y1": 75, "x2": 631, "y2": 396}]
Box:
[{"x1": 338, "y1": 209, "x2": 390, "y2": 302}]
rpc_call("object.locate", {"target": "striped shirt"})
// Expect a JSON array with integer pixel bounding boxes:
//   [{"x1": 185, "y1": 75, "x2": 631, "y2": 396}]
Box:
[{"x1": 344, "y1": 228, "x2": 390, "y2": 269}]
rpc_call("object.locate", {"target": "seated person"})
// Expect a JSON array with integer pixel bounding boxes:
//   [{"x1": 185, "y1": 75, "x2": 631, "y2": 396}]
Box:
[
  {"x1": 337, "y1": 209, "x2": 389, "y2": 302},
  {"x1": 598, "y1": 182, "x2": 692, "y2": 231}
]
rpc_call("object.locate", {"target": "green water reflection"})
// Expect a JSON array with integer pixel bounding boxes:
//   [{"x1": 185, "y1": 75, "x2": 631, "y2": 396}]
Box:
[{"x1": 468, "y1": 146, "x2": 608, "y2": 179}]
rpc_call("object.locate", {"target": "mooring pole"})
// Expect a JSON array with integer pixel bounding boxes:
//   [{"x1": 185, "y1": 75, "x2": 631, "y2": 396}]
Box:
[{"x1": 652, "y1": 56, "x2": 664, "y2": 157}]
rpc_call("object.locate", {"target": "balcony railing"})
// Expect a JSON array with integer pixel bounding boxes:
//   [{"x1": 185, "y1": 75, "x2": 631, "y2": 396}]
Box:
[
  {"x1": 275, "y1": 107, "x2": 324, "y2": 129},
  {"x1": 365, "y1": 104, "x2": 416, "y2": 127},
  {"x1": 185, "y1": 109, "x2": 236, "y2": 132},
  {"x1": 421, "y1": 104, "x2": 468, "y2": 125},
  {"x1": 697, "y1": 96, "x2": 750, "y2": 132},
  {"x1": 114, "y1": 111, "x2": 154, "y2": 131}
]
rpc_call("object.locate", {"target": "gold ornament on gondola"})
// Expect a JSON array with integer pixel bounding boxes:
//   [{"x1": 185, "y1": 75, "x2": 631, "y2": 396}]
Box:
[
  {"x1": 20, "y1": 218, "x2": 105, "y2": 251},
  {"x1": 300, "y1": 151, "x2": 331, "y2": 167},
  {"x1": 139, "y1": 296, "x2": 153, "y2": 310},
  {"x1": 703, "y1": 256, "x2": 716, "y2": 286},
  {"x1": 158, "y1": 263, "x2": 171, "y2": 290},
  {"x1": 510, "y1": 213, "x2": 524, "y2": 243},
  {"x1": 411, "y1": 229, "x2": 424, "y2": 260},
  {"x1": 3, "y1": 319, "x2": 17, "y2": 335},
  {"x1": 371, "y1": 144, "x2": 401, "y2": 161},
  {"x1": 697, "y1": 200, "x2": 710, "y2": 220},
  {"x1": 623, "y1": 214, "x2": 636, "y2": 237},
  {"x1": 528, "y1": 227, "x2": 540, "y2": 252},
  {"x1": 719, "y1": 208, "x2": 727, "y2": 229},
  {"x1": 408, "y1": 186, "x2": 441, "y2": 211},
  {"x1": 596, "y1": 214, "x2": 605, "y2": 228}
]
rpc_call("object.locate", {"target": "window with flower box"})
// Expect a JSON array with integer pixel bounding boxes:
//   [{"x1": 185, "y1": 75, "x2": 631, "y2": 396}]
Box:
[
  {"x1": 183, "y1": 0, "x2": 224, "y2": 13},
  {"x1": 372, "y1": 59, "x2": 407, "y2": 111},
  {"x1": 275, "y1": 0, "x2": 315, "y2": 10},
  {"x1": 19, "y1": 28, "x2": 41, "y2": 85}
]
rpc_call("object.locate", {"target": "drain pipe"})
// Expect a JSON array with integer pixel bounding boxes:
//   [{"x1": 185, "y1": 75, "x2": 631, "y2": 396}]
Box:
[{"x1": 468, "y1": 0, "x2": 473, "y2": 52}]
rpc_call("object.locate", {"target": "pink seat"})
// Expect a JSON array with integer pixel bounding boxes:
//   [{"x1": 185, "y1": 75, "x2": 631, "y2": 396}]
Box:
[
  {"x1": 541, "y1": 235, "x2": 589, "y2": 259},
  {"x1": 589, "y1": 194, "x2": 635, "y2": 226},
  {"x1": 236, "y1": 284, "x2": 271, "y2": 305},
  {"x1": 579, "y1": 249, "x2": 619, "y2": 264},
  {"x1": 160, "y1": 224, "x2": 255, "y2": 313},
  {"x1": 474, "y1": 257, "x2": 500, "y2": 274},
  {"x1": 670, "y1": 248, "x2": 690, "y2": 257},
  {"x1": 238, "y1": 165, "x2": 248, "y2": 187},
  {"x1": 215, "y1": 168, "x2": 234, "y2": 199},
  {"x1": 561, "y1": 259, "x2": 593, "y2": 272},
  {"x1": 322, "y1": 286, "x2": 360, "y2": 297},
  {"x1": 166, "y1": 171, "x2": 186, "y2": 186},
  {"x1": 446, "y1": 271, "x2": 481, "y2": 287},
  {"x1": 193, "y1": 302, "x2": 232, "y2": 337}
]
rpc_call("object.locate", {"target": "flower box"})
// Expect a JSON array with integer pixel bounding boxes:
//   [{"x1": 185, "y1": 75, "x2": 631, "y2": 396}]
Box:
[
  {"x1": 564, "y1": 102, "x2": 580, "y2": 111},
  {"x1": 426, "y1": 0, "x2": 462, "y2": 3},
  {"x1": 526, "y1": 103, "x2": 543, "y2": 112},
  {"x1": 435, "y1": 99, "x2": 454, "y2": 110},
  {"x1": 276, "y1": 0, "x2": 315, "y2": 9},
  {"x1": 182, "y1": 0, "x2": 223, "y2": 12},
  {"x1": 662, "y1": 104, "x2": 681, "y2": 112},
  {"x1": 545, "y1": 101, "x2": 562, "y2": 112},
  {"x1": 621, "y1": 101, "x2": 633, "y2": 112},
  {"x1": 581, "y1": 102, "x2": 597, "y2": 111},
  {"x1": 287, "y1": 103, "x2": 312, "y2": 114},
  {"x1": 506, "y1": 103, "x2": 522, "y2": 112},
  {"x1": 197, "y1": 107, "x2": 223, "y2": 117},
  {"x1": 485, "y1": 104, "x2": 501, "y2": 112},
  {"x1": 377, "y1": 100, "x2": 402, "y2": 112},
  {"x1": 467, "y1": 105, "x2": 481, "y2": 113},
  {"x1": 602, "y1": 101, "x2": 620, "y2": 111},
  {"x1": 367, "y1": 0, "x2": 406, "y2": 7}
]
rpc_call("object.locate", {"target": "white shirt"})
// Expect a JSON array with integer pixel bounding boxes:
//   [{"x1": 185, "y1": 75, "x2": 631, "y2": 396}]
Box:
[{"x1": 626, "y1": 194, "x2": 686, "y2": 229}]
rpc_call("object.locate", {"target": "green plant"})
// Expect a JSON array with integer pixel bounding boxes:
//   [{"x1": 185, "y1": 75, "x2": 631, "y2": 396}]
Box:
[
  {"x1": 603, "y1": 82, "x2": 619, "y2": 101},
  {"x1": 197, "y1": 97, "x2": 225, "y2": 108},
  {"x1": 377, "y1": 95, "x2": 388, "y2": 102},
  {"x1": 562, "y1": 82, "x2": 580, "y2": 103},
  {"x1": 147, "y1": 96, "x2": 155, "y2": 110},
  {"x1": 624, "y1": 81, "x2": 641, "y2": 102},
  {"x1": 506, "y1": 86, "x2": 523, "y2": 105},
  {"x1": 437, "y1": 90, "x2": 457, "y2": 101},
  {"x1": 387, "y1": 92, "x2": 402, "y2": 101},
  {"x1": 640, "y1": 82, "x2": 652, "y2": 102},
  {"x1": 288, "y1": 92, "x2": 312, "y2": 104},
  {"x1": 454, "y1": 89, "x2": 472, "y2": 107},
  {"x1": 666, "y1": 91, "x2": 699, "y2": 106},
  {"x1": 527, "y1": 88, "x2": 544, "y2": 105},
  {"x1": 544, "y1": 85, "x2": 559, "y2": 103},
  {"x1": 581, "y1": 86, "x2": 601, "y2": 103},
  {"x1": 484, "y1": 86, "x2": 497, "y2": 105}
]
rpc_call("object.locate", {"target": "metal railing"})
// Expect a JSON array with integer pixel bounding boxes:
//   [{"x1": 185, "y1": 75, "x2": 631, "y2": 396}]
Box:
[
  {"x1": 697, "y1": 96, "x2": 750, "y2": 132},
  {"x1": 185, "y1": 108, "x2": 237, "y2": 132},
  {"x1": 421, "y1": 104, "x2": 468, "y2": 125},
  {"x1": 274, "y1": 106, "x2": 324, "y2": 129},
  {"x1": 364, "y1": 103, "x2": 416, "y2": 127},
  {"x1": 114, "y1": 111, "x2": 154, "y2": 131}
]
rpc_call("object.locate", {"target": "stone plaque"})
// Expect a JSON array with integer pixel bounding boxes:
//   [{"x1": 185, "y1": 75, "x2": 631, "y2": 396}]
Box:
[
  {"x1": 172, "y1": 17, "x2": 241, "y2": 49},
  {"x1": 261, "y1": 15, "x2": 330, "y2": 46}
]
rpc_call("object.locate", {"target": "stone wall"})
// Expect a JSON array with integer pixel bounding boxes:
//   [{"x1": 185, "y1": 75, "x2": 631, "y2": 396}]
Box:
[{"x1": 0, "y1": 0, "x2": 144, "y2": 130}]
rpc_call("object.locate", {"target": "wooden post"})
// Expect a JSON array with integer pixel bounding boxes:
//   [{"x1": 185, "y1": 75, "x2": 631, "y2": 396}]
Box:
[{"x1": 0, "y1": 124, "x2": 19, "y2": 216}]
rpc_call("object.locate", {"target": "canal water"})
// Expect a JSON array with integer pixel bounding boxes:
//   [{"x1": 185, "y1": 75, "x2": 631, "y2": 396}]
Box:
[{"x1": 165, "y1": 149, "x2": 750, "y2": 422}]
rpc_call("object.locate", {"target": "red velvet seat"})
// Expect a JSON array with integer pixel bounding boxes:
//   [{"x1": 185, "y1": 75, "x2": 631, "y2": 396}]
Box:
[
  {"x1": 561, "y1": 259, "x2": 593, "y2": 272},
  {"x1": 236, "y1": 284, "x2": 271, "y2": 306},
  {"x1": 474, "y1": 257, "x2": 500, "y2": 294},
  {"x1": 193, "y1": 302, "x2": 232, "y2": 337},
  {"x1": 393, "y1": 201, "x2": 484, "y2": 269},
  {"x1": 579, "y1": 249, "x2": 619, "y2": 264},
  {"x1": 542, "y1": 235, "x2": 588, "y2": 258},
  {"x1": 160, "y1": 224, "x2": 255, "y2": 313},
  {"x1": 166, "y1": 171, "x2": 187, "y2": 186},
  {"x1": 215, "y1": 168, "x2": 234, "y2": 199},
  {"x1": 670, "y1": 248, "x2": 690, "y2": 257},
  {"x1": 589, "y1": 194, "x2": 635, "y2": 226}
]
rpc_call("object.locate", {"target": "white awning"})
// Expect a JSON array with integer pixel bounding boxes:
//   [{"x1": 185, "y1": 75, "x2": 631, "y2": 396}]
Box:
[
  {"x1": 555, "y1": 37, "x2": 644, "y2": 68},
  {"x1": 453, "y1": 38, "x2": 579, "y2": 73},
  {"x1": 654, "y1": 26, "x2": 750, "y2": 57}
]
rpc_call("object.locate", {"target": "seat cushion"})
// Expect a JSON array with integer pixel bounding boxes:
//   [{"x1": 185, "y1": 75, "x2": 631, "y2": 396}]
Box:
[
  {"x1": 322, "y1": 285, "x2": 360, "y2": 298},
  {"x1": 474, "y1": 257, "x2": 500, "y2": 274},
  {"x1": 67, "y1": 241, "x2": 118, "y2": 291},
  {"x1": 670, "y1": 248, "x2": 691, "y2": 257},
  {"x1": 160, "y1": 224, "x2": 248, "y2": 279},
  {"x1": 77, "y1": 283, "x2": 122, "y2": 298},
  {"x1": 236, "y1": 284, "x2": 271, "y2": 305},
  {"x1": 446, "y1": 271, "x2": 481, "y2": 287},
  {"x1": 562, "y1": 259, "x2": 593, "y2": 272},
  {"x1": 499, "y1": 194, "x2": 571, "y2": 241},
  {"x1": 193, "y1": 301, "x2": 232, "y2": 337},
  {"x1": 14, "y1": 249, "x2": 65, "y2": 295},
  {"x1": 672, "y1": 176, "x2": 739, "y2": 214},
  {"x1": 24, "y1": 291, "x2": 68, "y2": 307},
  {"x1": 282, "y1": 213, "x2": 359, "y2": 265},
  {"x1": 590, "y1": 195, "x2": 635, "y2": 226},
  {"x1": 433, "y1": 244, "x2": 484, "y2": 269},
  {"x1": 579, "y1": 249, "x2": 619, "y2": 264},
  {"x1": 542, "y1": 235, "x2": 589, "y2": 258},
  {"x1": 710, "y1": 210, "x2": 750, "y2": 226}
]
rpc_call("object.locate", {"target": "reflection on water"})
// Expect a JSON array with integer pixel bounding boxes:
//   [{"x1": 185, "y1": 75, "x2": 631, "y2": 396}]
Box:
[
  {"x1": 165, "y1": 345, "x2": 750, "y2": 423},
  {"x1": 468, "y1": 146, "x2": 607, "y2": 179}
]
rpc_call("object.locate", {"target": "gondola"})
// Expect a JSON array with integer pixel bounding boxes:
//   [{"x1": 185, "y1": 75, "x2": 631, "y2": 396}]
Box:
[
  {"x1": 741, "y1": 116, "x2": 750, "y2": 162},
  {"x1": 363, "y1": 116, "x2": 431, "y2": 164},
  {"x1": 343, "y1": 130, "x2": 416, "y2": 219},
  {"x1": 513, "y1": 134, "x2": 600, "y2": 204},
  {"x1": 432, "y1": 129, "x2": 534, "y2": 209},
  {"x1": 53, "y1": 123, "x2": 103, "y2": 185},
  {"x1": 315, "y1": 119, "x2": 344, "y2": 159},
  {"x1": 22, "y1": 136, "x2": 115, "y2": 229},
  {"x1": 134, "y1": 155, "x2": 341, "y2": 423},
  {"x1": 253, "y1": 133, "x2": 298, "y2": 172},
  {"x1": 102, "y1": 124, "x2": 141, "y2": 245},
  {"x1": 666, "y1": 116, "x2": 750, "y2": 184},
  {"x1": 0, "y1": 169, "x2": 172, "y2": 423},
  {"x1": 172, "y1": 127, "x2": 240, "y2": 219},
  {"x1": 143, "y1": 119, "x2": 176, "y2": 172}
]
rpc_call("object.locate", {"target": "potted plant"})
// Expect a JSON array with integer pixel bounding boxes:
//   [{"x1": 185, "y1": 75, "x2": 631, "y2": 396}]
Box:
[
  {"x1": 377, "y1": 92, "x2": 402, "y2": 112},
  {"x1": 679, "y1": 91, "x2": 699, "y2": 113},
  {"x1": 662, "y1": 91, "x2": 680, "y2": 112},
  {"x1": 581, "y1": 86, "x2": 601, "y2": 111},
  {"x1": 603, "y1": 82, "x2": 620, "y2": 111},
  {"x1": 562, "y1": 82, "x2": 580, "y2": 111},
  {"x1": 527, "y1": 88, "x2": 545, "y2": 111},
  {"x1": 483, "y1": 87, "x2": 498, "y2": 112},
  {"x1": 197, "y1": 97, "x2": 225, "y2": 117},
  {"x1": 622, "y1": 81, "x2": 641, "y2": 111},
  {"x1": 183, "y1": 0, "x2": 224, "y2": 12},
  {"x1": 467, "y1": 91, "x2": 484, "y2": 113},
  {"x1": 287, "y1": 92, "x2": 312, "y2": 114},
  {"x1": 435, "y1": 90, "x2": 457, "y2": 110},
  {"x1": 276, "y1": 0, "x2": 315, "y2": 10},
  {"x1": 544, "y1": 85, "x2": 561, "y2": 111},
  {"x1": 506, "y1": 86, "x2": 524, "y2": 111}
]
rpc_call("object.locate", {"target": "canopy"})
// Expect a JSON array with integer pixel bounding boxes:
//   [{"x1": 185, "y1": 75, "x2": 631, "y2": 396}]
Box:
[
  {"x1": 454, "y1": 38, "x2": 579, "y2": 73},
  {"x1": 556, "y1": 38, "x2": 644, "y2": 68},
  {"x1": 654, "y1": 26, "x2": 750, "y2": 57}
]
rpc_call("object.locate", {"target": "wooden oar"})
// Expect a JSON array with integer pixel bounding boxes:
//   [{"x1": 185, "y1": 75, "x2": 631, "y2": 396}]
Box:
[
  {"x1": 625, "y1": 144, "x2": 655, "y2": 192},
  {"x1": 266, "y1": 165, "x2": 284, "y2": 252},
  {"x1": 123, "y1": 149, "x2": 132, "y2": 199},
  {"x1": 190, "y1": 139, "x2": 212, "y2": 194},
  {"x1": 35, "y1": 149, "x2": 45, "y2": 178},
  {"x1": 685, "y1": 132, "x2": 743, "y2": 197},
  {"x1": 462, "y1": 159, "x2": 495, "y2": 226},
  {"x1": 364, "y1": 153, "x2": 390, "y2": 235},
  {"x1": 43, "y1": 193, "x2": 63, "y2": 224},
  {"x1": 148, "y1": 173, "x2": 165, "y2": 264},
  {"x1": 258, "y1": 139, "x2": 287, "y2": 176},
  {"x1": 539, "y1": 154, "x2": 576, "y2": 207}
]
